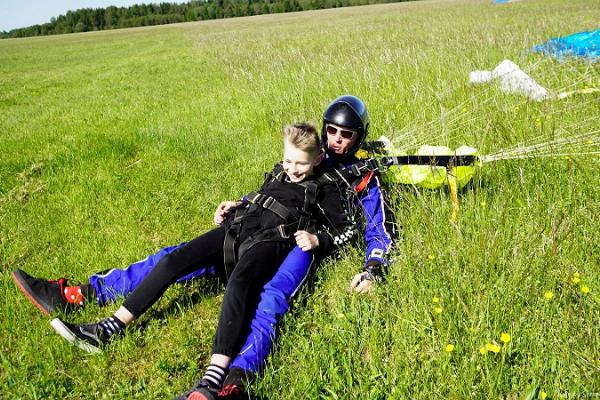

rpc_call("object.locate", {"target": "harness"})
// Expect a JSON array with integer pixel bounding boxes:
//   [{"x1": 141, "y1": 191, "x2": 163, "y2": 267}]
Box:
[
  {"x1": 221, "y1": 159, "x2": 380, "y2": 276},
  {"x1": 222, "y1": 164, "x2": 323, "y2": 275}
]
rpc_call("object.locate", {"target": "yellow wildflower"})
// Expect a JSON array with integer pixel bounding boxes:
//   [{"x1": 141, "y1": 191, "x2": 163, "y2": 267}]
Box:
[
  {"x1": 445, "y1": 344, "x2": 455, "y2": 353},
  {"x1": 544, "y1": 291, "x2": 554, "y2": 300},
  {"x1": 500, "y1": 333, "x2": 511, "y2": 343},
  {"x1": 428, "y1": 254, "x2": 435, "y2": 260},
  {"x1": 468, "y1": 327, "x2": 476, "y2": 334},
  {"x1": 479, "y1": 346, "x2": 488, "y2": 355},
  {"x1": 581, "y1": 285, "x2": 590, "y2": 294},
  {"x1": 434, "y1": 307, "x2": 443, "y2": 314},
  {"x1": 480, "y1": 201, "x2": 487, "y2": 207},
  {"x1": 540, "y1": 390, "x2": 548, "y2": 399},
  {"x1": 485, "y1": 343, "x2": 501, "y2": 353},
  {"x1": 432, "y1": 296, "x2": 440, "y2": 303},
  {"x1": 571, "y1": 273, "x2": 581, "y2": 284}
]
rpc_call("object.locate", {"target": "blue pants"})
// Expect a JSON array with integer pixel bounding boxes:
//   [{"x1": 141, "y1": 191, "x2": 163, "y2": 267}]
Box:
[{"x1": 89, "y1": 244, "x2": 314, "y2": 373}]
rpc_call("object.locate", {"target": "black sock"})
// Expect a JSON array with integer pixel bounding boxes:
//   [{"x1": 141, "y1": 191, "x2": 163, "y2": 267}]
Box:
[
  {"x1": 97, "y1": 315, "x2": 126, "y2": 341},
  {"x1": 202, "y1": 364, "x2": 228, "y2": 390}
]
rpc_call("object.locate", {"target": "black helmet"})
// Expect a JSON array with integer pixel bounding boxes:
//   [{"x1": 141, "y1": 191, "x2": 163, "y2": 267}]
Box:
[{"x1": 322, "y1": 95, "x2": 369, "y2": 155}]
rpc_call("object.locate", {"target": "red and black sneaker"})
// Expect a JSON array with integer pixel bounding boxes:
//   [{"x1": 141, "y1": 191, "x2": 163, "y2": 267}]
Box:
[
  {"x1": 218, "y1": 367, "x2": 252, "y2": 400},
  {"x1": 11, "y1": 269, "x2": 77, "y2": 315},
  {"x1": 173, "y1": 379, "x2": 220, "y2": 400}
]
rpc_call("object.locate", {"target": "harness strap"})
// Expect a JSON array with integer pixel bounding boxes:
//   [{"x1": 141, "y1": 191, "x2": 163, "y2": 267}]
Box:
[
  {"x1": 246, "y1": 191, "x2": 299, "y2": 222},
  {"x1": 223, "y1": 208, "x2": 245, "y2": 278},
  {"x1": 297, "y1": 181, "x2": 318, "y2": 231},
  {"x1": 354, "y1": 170, "x2": 374, "y2": 192}
]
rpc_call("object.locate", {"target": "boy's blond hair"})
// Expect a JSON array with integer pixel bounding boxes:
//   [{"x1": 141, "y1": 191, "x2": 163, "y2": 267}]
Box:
[{"x1": 282, "y1": 123, "x2": 321, "y2": 156}]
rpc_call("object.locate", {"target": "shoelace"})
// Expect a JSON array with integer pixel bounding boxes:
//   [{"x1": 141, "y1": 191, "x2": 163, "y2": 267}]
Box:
[{"x1": 218, "y1": 384, "x2": 242, "y2": 396}]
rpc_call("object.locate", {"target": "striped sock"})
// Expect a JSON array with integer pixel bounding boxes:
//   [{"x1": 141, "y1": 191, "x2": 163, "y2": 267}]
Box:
[
  {"x1": 97, "y1": 316, "x2": 126, "y2": 341},
  {"x1": 202, "y1": 364, "x2": 228, "y2": 390}
]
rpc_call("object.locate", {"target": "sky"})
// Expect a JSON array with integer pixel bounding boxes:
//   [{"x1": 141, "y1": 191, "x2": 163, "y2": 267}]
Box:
[{"x1": 0, "y1": 1, "x2": 180, "y2": 32}]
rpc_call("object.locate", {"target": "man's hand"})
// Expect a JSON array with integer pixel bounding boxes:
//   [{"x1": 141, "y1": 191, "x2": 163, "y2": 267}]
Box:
[
  {"x1": 349, "y1": 272, "x2": 375, "y2": 294},
  {"x1": 294, "y1": 231, "x2": 319, "y2": 251},
  {"x1": 214, "y1": 201, "x2": 241, "y2": 225}
]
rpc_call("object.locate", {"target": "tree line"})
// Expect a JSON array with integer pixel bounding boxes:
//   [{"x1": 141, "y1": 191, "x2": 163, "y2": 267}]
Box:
[{"x1": 2, "y1": 0, "x2": 411, "y2": 39}]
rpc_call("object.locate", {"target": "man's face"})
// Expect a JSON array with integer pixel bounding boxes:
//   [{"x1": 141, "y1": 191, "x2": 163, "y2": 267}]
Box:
[
  {"x1": 325, "y1": 123, "x2": 358, "y2": 155},
  {"x1": 282, "y1": 139, "x2": 322, "y2": 183}
]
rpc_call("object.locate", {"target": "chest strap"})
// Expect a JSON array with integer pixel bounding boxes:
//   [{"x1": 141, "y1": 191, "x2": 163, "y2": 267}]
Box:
[{"x1": 246, "y1": 191, "x2": 299, "y2": 222}]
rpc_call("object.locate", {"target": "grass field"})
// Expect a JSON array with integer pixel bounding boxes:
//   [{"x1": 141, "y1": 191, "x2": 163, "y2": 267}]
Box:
[{"x1": 1, "y1": 0, "x2": 599, "y2": 398}]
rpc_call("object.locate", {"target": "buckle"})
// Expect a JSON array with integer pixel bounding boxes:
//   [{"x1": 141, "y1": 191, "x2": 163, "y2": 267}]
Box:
[
  {"x1": 277, "y1": 224, "x2": 291, "y2": 239},
  {"x1": 262, "y1": 196, "x2": 275, "y2": 209},
  {"x1": 350, "y1": 164, "x2": 362, "y2": 177},
  {"x1": 365, "y1": 158, "x2": 379, "y2": 171},
  {"x1": 247, "y1": 192, "x2": 261, "y2": 204}
]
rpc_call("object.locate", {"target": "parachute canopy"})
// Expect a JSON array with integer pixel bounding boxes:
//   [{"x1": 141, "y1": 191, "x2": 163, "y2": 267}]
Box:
[
  {"x1": 388, "y1": 145, "x2": 480, "y2": 189},
  {"x1": 533, "y1": 29, "x2": 600, "y2": 62}
]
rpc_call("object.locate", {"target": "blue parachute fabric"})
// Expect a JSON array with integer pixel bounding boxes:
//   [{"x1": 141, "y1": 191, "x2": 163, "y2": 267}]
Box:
[
  {"x1": 494, "y1": 0, "x2": 511, "y2": 3},
  {"x1": 533, "y1": 29, "x2": 600, "y2": 62}
]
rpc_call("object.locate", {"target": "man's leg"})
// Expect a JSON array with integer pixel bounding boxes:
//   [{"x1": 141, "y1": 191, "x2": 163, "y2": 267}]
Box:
[{"x1": 12, "y1": 242, "x2": 216, "y2": 315}]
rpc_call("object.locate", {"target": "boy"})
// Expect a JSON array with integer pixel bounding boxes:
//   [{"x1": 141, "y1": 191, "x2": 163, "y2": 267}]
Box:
[{"x1": 49, "y1": 123, "x2": 354, "y2": 399}]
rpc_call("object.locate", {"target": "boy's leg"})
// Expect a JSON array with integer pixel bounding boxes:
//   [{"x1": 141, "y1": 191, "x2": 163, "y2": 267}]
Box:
[
  {"x1": 228, "y1": 246, "x2": 314, "y2": 374},
  {"x1": 89, "y1": 242, "x2": 216, "y2": 305},
  {"x1": 120, "y1": 228, "x2": 226, "y2": 318},
  {"x1": 211, "y1": 241, "x2": 292, "y2": 359},
  {"x1": 180, "y1": 242, "x2": 292, "y2": 399},
  {"x1": 51, "y1": 228, "x2": 228, "y2": 352}
]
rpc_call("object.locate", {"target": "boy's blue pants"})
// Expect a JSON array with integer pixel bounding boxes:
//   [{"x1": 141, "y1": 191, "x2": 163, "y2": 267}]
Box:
[{"x1": 89, "y1": 244, "x2": 314, "y2": 373}]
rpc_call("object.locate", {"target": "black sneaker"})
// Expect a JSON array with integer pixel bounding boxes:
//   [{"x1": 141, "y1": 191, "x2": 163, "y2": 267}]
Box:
[
  {"x1": 50, "y1": 318, "x2": 112, "y2": 353},
  {"x1": 12, "y1": 269, "x2": 72, "y2": 315},
  {"x1": 173, "y1": 379, "x2": 219, "y2": 400}
]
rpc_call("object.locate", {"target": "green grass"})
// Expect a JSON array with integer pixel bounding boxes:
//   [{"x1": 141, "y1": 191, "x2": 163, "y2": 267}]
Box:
[{"x1": 1, "y1": 0, "x2": 599, "y2": 398}]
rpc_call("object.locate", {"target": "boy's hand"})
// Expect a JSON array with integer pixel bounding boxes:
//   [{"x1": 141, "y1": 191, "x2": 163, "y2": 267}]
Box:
[
  {"x1": 214, "y1": 201, "x2": 241, "y2": 225},
  {"x1": 349, "y1": 272, "x2": 374, "y2": 294},
  {"x1": 294, "y1": 231, "x2": 319, "y2": 251}
]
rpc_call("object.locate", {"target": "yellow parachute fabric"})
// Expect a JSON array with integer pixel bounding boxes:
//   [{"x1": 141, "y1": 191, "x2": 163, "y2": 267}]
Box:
[{"x1": 387, "y1": 145, "x2": 480, "y2": 189}]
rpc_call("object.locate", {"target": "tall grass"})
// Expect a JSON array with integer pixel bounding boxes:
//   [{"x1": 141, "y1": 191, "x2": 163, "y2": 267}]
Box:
[{"x1": 1, "y1": 0, "x2": 598, "y2": 398}]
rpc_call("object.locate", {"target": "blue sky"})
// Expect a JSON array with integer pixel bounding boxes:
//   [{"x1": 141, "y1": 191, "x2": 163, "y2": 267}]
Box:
[{"x1": 0, "y1": 1, "x2": 180, "y2": 31}]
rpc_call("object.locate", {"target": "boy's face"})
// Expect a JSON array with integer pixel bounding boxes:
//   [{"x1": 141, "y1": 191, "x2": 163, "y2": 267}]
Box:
[{"x1": 282, "y1": 139, "x2": 322, "y2": 183}]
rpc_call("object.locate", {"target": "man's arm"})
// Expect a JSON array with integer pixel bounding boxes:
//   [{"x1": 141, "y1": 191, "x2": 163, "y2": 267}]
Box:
[{"x1": 351, "y1": 172, "x2": 397, "y2": 293}]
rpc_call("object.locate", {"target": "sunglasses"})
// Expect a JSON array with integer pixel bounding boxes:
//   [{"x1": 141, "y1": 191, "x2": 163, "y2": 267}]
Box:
[{"x1": 326, "y1": 124, "x2": 357, "y2": 140}]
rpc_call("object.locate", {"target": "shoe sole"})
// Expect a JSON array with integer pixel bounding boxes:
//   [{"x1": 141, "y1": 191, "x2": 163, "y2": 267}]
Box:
[
  {"x1": 12, "y1": 270, "x2": 53, "y2": 316},
  {"x1": 50, "y1": 318, "x2": 101, "y2": 353}
]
